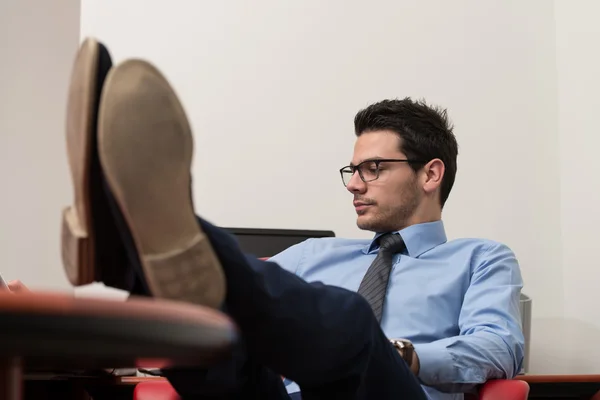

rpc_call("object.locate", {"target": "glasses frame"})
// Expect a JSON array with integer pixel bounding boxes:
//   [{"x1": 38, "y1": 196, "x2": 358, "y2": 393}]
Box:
[{"x1": 339, "y1": 158, "x2": 427, "y2": 186}]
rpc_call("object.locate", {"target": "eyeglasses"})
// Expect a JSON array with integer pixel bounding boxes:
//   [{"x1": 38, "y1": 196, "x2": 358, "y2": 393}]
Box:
[{"x1": 339, "y1": 158, "x2": 426, "y2": 187}]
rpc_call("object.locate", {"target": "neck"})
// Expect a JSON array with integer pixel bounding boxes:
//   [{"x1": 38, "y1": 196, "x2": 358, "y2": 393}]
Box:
[{"x1": 404, "y1": 203, "x2": 442, "y2": 230}]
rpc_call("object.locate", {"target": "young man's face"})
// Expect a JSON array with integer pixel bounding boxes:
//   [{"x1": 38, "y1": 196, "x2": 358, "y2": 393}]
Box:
[{"x1": 345, "y1": 130, "x2": 422, "y2": 233}]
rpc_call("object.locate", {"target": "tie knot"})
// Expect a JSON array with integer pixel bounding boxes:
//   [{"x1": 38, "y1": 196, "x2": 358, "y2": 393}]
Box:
[{"x1": 378, "y1": 233, "x2": 405, "y2": 254}]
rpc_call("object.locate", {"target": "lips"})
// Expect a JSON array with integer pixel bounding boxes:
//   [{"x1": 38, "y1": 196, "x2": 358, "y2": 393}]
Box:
[{"x1": 353, "y1": 202, "x2": 372, "y2": 213}]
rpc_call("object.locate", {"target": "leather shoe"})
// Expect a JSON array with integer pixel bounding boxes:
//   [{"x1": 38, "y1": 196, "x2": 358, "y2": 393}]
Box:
[{"x1": 61, "y1": 38, "x2": 133, "y2": 290}]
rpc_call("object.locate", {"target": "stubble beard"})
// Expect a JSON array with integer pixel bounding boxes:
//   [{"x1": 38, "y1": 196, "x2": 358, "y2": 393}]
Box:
[{"x1": 356, "y1": 183, "x2": 421, "y2": 233}]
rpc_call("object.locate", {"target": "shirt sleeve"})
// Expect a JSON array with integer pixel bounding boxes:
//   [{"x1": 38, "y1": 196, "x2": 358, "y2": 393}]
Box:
[
  {"x1": 267, "y1": 239, "x2": 312, "y2": 275},
  {"x1": 413, "y1": 242, "x2": 525, "y2": 393}
]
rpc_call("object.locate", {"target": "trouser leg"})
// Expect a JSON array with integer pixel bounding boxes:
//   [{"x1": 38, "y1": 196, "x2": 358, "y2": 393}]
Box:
[{"x1": 175, "y1": 218, "x2": 427, "y2": 400}]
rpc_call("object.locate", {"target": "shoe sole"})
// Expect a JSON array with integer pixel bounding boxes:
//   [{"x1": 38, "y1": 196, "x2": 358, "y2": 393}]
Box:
[
  {"x1": 97, "y1": 60, "x2": 226, "y2": 308},
  {"x1": 61, "y1": 38, "x2": 102, "y2": 286}
]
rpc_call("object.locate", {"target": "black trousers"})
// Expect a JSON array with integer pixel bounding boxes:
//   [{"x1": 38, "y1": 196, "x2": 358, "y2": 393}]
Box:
[{"x1": 160, "y1": 219, "x2": 427, "y2": 400}]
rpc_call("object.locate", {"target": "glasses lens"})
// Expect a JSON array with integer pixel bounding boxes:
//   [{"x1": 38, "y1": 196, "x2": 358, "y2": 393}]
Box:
[
  {"x1": 341, "y1": 168, "x2": 353, "y2": 186},
  {"x1": 359, "y1": 161, "x2": 379, "y2": 182}
]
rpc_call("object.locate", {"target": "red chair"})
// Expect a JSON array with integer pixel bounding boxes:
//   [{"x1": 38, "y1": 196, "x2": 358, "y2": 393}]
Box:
[
  {"x1": 134, "y1": 256, "x2": 530, "y2": 400},
  {"x1": 472, "y1": 379, "x2": 530, "y2": 399},
  {"x1": 134, "y1": 381, "x2": 179, "y2": 400},
  {"x1": 134, "y1": 378, "x2": 530, "y2": 400},
  {"x1": 133, "y1": 379, "x2": 180, "y2": 400}
]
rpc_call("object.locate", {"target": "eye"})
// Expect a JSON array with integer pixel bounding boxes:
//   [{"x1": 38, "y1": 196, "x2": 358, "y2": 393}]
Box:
[{"x1": 365, "y1": 161, "x2": 379, "y2": 172}]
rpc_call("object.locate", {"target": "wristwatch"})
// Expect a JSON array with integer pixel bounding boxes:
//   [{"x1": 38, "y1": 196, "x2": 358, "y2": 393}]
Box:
[{"x1": 390, "y1": 338, "x2": 414, "y2": 367}]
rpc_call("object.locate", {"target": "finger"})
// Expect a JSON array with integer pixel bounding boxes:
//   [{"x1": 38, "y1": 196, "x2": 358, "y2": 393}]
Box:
[{"x1": 7, "y1": 280, "x2": 28, "y2": 292}]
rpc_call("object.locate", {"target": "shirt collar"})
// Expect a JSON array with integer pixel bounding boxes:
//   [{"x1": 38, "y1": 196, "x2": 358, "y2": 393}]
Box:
[{"x1": 364, "y1": 220, "x2": 447, "y2": 257}]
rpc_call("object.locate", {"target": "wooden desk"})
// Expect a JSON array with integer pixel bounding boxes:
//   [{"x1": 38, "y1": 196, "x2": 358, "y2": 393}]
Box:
[
  {"x1": 0, "y1": 292, "x2": 237, "y2": 400},
  {"x1": 516, "y1": 375, "x2": 600, "y2": 399},
  {"x1": 23, "y1": 375, "x2": 168, "y2": 400},
  {"x1": 118, "y1": 377, "x2": 166, "y2": 385},
  {"x1": 24, "y1": 372, "x2": 600, "y2": 399}
]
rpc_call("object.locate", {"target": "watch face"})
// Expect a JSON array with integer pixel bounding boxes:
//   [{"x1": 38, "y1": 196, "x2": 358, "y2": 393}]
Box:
[
  {"x1": 392, "y1": 339, "x2": 410, "y2": 347},
  {"x1": 392, "y1": 340, "x2": 414, "y2": 366}
]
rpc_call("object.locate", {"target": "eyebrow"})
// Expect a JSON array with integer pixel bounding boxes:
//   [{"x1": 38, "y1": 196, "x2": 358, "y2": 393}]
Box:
[{"x1": 349, "y1": 156, "x2": 386, "y2": 167}]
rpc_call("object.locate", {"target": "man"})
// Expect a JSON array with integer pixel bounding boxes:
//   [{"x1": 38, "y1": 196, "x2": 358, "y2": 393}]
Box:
[
  {"x1": 54, "y1": 39, "x2": 523, "y2": 399},
  {"x1": 270, "y1": 100, "x2": 525, "y2": 399}
]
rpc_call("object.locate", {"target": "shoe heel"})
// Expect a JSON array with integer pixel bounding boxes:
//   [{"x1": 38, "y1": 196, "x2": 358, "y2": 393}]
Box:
[
  {"x1": 61, "y1": 206, "x2": 94, "y2": 286},
  {"x1": 142, "y1": 233, "x2": 225, "y2": 309}
]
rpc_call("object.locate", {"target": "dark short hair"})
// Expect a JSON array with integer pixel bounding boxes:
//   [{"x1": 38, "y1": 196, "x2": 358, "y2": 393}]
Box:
[{"x1": 354, "y1": 98, "x2": 458, "y2": 207}]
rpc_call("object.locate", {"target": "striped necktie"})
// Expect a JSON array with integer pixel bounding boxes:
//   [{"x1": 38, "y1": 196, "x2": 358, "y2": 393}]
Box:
[{"x1": 357, "y1": 233, "x2": 406, "y2": 322}]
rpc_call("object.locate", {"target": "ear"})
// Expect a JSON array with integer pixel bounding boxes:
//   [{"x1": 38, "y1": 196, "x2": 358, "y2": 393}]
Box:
[{"x1": 421, "y1": 158, "x2": 445, "y2": 196}]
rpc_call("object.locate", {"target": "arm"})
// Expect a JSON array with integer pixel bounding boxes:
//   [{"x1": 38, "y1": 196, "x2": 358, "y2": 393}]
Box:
[
  {"x1": 267, "y1": 239, "x2": 312, "y2": 275},
  {"x1": 413, "y1": 242, "x2": 525, "y2": 393}
]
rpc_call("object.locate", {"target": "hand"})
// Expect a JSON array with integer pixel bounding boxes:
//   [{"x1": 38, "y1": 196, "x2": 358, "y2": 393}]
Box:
[
  {"x1": 410, "y1": 350, "x2": 420, "y2": 376},
  {"x1": 7, "y1": 280, "x2": 29, "y2": 293},
  {"x1": 397, "y1": 346, "x2": 420, "y2": 376}
]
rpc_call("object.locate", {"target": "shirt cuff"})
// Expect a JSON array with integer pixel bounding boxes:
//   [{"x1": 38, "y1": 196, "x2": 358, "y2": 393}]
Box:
[{"x1": 414, "y1": 340, "x2": 457, "y2": 386}]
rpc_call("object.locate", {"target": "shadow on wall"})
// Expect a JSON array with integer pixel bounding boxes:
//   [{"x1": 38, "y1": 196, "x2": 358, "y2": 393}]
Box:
[
  {"x1": 521, "y1": 294, "x2": 532, "y2": 374},
  {"x1": 529, "y1": 317, "x2": 600, "y2": 374}
]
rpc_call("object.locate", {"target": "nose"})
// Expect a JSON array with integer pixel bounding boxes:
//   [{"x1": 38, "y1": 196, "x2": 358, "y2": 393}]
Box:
[{"x1": 346, "y1": 171, "x2": 366, "y2": 194}]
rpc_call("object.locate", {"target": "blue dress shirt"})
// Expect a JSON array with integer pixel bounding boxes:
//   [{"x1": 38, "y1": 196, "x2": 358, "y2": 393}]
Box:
[{"x1": 270, "y1": 220, "x2": 525, "y2": 400}]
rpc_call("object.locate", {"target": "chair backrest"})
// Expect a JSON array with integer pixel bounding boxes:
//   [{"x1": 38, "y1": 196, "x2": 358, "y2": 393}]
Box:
[
  {"x1": 226, "y1": 227, "x2": 335, "y2": 258},
  {"x1": 476, "y1": 379, "x2": 530, "y2": 400}
]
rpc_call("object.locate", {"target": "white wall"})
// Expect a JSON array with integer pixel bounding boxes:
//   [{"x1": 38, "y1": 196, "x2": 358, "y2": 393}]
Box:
[
  {"x1": 0, "y1": 0, "x2": 80, "y2": 291},
  {"x1": 1, "y1": 0, "x2": 594, "y2": 374},
  {"x1": 80, "y1": 0, "x2": 565, "y2": 372},
  {"x1": 555, "y1": 0, "x2": 600, "y2": 374}
]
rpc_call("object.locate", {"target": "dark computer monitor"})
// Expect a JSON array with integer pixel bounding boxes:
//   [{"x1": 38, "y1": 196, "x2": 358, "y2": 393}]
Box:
[{"x1": 224, "y1": 227, "x2": 335, "y2": 258}]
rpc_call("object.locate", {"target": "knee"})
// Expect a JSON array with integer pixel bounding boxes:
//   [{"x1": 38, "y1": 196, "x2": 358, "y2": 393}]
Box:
[
  {"x1": 349, "y1": 290, "x2": 378, "y2": 327},
  {"x1": 313, "y1": 292, "x2": 376, "y2": 378},
  {"x1": 331, "y1": 290, "x2": 378, "y2": 349}
]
